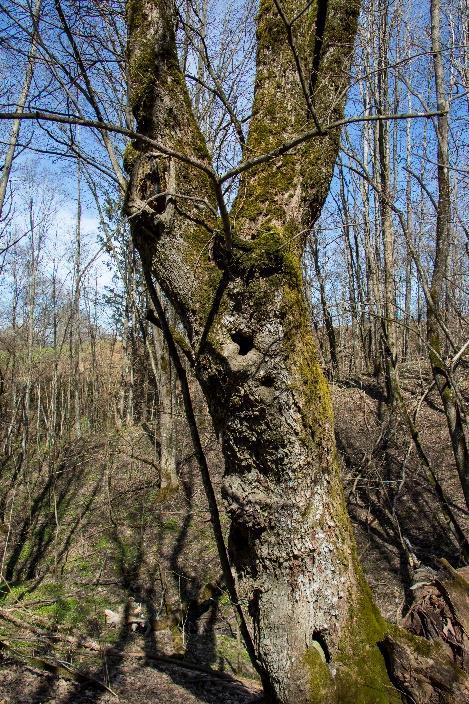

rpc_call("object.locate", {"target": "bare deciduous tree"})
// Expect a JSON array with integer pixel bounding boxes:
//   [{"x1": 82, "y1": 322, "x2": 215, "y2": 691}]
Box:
[{"x1": 124, "y1": 1, "x2": 468, "y2": 702}]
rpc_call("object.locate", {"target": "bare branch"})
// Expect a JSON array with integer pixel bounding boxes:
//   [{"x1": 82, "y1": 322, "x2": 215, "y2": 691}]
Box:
[{"x1": 220, "y1": 111, "x2": 444, "y2": 183}]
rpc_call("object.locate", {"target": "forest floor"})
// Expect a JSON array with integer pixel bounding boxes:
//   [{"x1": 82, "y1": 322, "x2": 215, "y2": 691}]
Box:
[
  {"x1": 333, "y1": 363, "x2": 468, "y2": 620},
  {"x1": 0, "y1": 363, "x2": 467, "y2": 703},
  {"x1": 0, "y1": 654, "x2": 262, "y2": 704}
]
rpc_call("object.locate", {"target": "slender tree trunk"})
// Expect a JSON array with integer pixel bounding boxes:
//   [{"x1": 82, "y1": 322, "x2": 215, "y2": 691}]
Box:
[
  {"x1": 351, "y1": 207, "x2": 368, "y2": 372},
  {"x1": 361, "y1": 151, "x2": 381, "y2": 372},
  {"x1": 309, "y1": 231, "x2": 339, "y2": 376},
  {"x1": 359, "y1": 41, "x2": 382, "y2": 374},
  {"x1": 71, "y1": 150, "x2": 82, "y2": 437},
  {"x1": 339, "y1": 167, "x2": 359, "y2": 373},
  {"x1": 153, "y1": 291, "x2": 178, "y2": 488},
  {"x1": 0, "y1": 0, "x2": 42, "y2": 218},
  {"x1": 376, "y1": 1, "x2": 397, "y2": 403},
  {"x1": 24, "y1": 199, "x2": 39, "y2": 466},
  {"x1": 429, "y1": 0, "x2": 469, "y2": 508},
  {"x1": 403, "y1": 103, "x2": 413, "y2": 360}
]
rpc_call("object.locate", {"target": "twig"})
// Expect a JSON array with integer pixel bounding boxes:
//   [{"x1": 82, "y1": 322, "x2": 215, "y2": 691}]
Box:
[{"x1": 0, "y1": 641, "x2": 117, "y2": 696}]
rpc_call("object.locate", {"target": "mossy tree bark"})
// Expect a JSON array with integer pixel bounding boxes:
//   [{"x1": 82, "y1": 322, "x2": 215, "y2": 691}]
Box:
[{"x1": 124, "y1": 2, "x2": 428, "y2": 702}]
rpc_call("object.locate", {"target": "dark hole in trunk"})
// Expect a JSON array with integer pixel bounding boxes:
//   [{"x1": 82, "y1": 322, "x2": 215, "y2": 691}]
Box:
[
  {"x1": 260, "y1": 374, "x2": 274, "y2": 388},
  {"x1": 231, "y1": 331, "x2": 254, "y2": 356},
  {"x1": 312, "y1": 630, "x2": 331, "y2": 663}
]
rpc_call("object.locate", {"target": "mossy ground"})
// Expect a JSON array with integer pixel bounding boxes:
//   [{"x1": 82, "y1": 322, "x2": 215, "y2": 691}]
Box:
[{"x1": 0, "y1": 581, "x2": 109, "y2": 631}]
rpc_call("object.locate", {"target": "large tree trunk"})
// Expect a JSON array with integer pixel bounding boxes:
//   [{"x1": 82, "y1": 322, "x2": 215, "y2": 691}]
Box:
[
  {"x1": 124, "y1": 1, "x2": 465, "y2": 702},
  {"x1": 194, "y1": 242, "x2": 395, "y2": 704}
]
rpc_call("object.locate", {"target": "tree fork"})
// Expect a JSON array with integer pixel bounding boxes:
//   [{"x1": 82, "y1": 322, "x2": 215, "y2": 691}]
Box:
[{"x1": 125, "y1": 1, "x2": 468, "y2": 702}]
